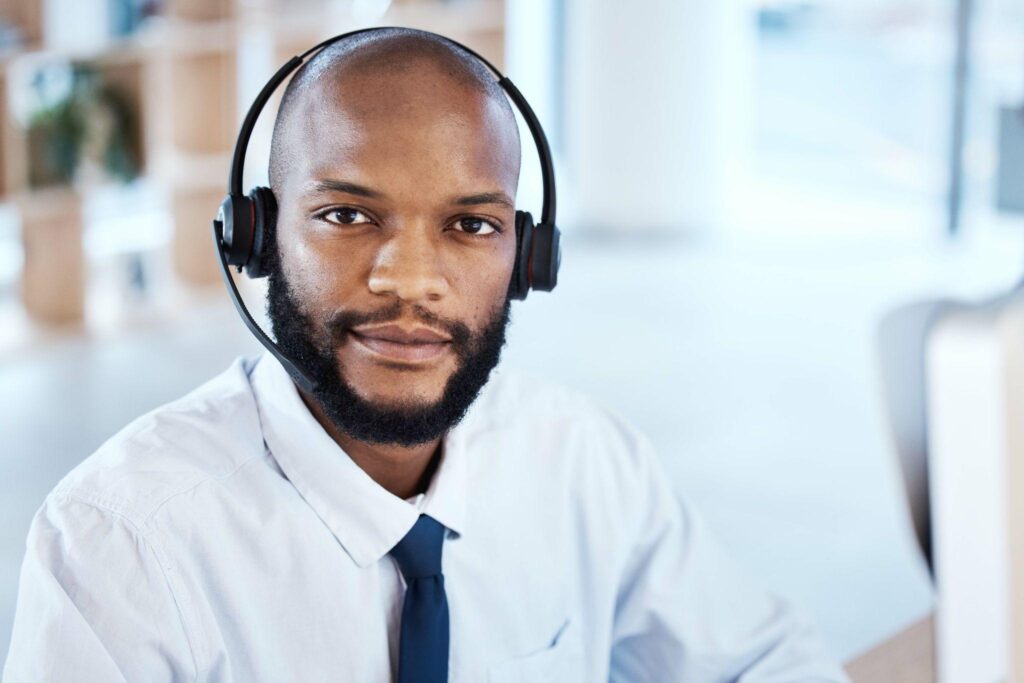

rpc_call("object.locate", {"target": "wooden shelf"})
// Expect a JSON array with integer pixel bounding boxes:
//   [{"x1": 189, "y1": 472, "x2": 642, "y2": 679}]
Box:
[
  {"x1": 164, "y1": 0, "x2": 235, "y2": 23},
  {"x1": 1, "y1": 40, "x2": 152, "y2": 197},
  {"x1": 0, "y1": 0, "x2": 43, "y2": 48}
]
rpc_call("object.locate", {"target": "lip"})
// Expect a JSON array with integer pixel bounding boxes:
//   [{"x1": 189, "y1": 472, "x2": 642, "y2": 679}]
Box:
[
  {"x1": 349, "y1": 325, "x2": 452, "y2": 363},
  {"x1": 351, "y1": 324, "x2": 452, "y2": 344}
]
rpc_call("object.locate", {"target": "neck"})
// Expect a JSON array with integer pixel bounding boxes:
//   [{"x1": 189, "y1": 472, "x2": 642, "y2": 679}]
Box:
[{"x1": 299, "y1": 390, "x2": 443, "y2": 500}]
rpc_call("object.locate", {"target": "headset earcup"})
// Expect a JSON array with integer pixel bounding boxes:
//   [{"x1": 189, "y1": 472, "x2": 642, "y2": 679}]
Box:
[
  {"x1": 529, "y1": 221, "x2": 560, "y2": 292},
  {"x1": 510, "y1": 210, "x2": 534, "y2": 300},
  {"x1": 245, "y1": 187, "x2": 277, "y2": 279},
  {"x1": 218, "y1": 194, "x2": 255, "y2": 269}
]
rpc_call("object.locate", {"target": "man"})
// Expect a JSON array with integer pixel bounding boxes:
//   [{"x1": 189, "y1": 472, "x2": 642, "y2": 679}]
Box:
[{"x1": 4, "y1": 28, "x2": 848, "y2": 682}]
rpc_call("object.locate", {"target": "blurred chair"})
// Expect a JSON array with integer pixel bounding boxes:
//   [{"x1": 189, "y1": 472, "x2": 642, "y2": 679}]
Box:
[
  {"x1": 879, "y1": 285, "x2": 1024, "y2": 681},
  {"x1": 876, "y1": 299, "x2": 954, "y2": 574},
  {"x1": 848, "y1": 299, "x2": 960, "y2": 680}
]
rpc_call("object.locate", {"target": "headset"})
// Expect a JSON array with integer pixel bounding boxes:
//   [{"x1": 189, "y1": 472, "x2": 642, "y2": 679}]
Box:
[{"x1": 212, "y1": 26, "x2": 561, "y2": 394}]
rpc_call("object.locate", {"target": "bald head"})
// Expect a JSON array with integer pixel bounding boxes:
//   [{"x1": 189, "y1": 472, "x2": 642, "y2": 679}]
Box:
[{"x1": 268, "y1": 27, "x2": 520, "y2": 193}]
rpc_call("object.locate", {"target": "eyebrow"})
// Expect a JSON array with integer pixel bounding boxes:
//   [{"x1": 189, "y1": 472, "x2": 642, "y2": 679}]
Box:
[
  {"x1": 454, "y1": 192, "x2": 514, "y2": 209},
  {"x1": 306, "y1": 179, "x2": 513, "y2": 209},
  {"x1": 308, "y1": 179, "x2": 383, "y2": 199}
]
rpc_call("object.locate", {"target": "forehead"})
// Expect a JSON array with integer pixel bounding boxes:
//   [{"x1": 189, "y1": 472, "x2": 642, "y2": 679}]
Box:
[{"x1": 284, "y1": 65, "x2": 520, "y2": 197}]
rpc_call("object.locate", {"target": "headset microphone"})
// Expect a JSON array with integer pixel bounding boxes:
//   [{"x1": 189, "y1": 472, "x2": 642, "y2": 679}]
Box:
[{"x1": 212, "y1": 27, "x2": 561, "y2": 393}]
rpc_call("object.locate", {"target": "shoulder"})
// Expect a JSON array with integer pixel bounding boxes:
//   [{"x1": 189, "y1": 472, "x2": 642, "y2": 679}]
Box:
[
  {"x1": 470, "y1": 367, "x2": 659, "y2": 477},
  {"x1": 46, "y1": 356, "x2": 266, "y2": 529},
  {"x1": 472, "y1": 367, "x2": 626, "y2": 426}
]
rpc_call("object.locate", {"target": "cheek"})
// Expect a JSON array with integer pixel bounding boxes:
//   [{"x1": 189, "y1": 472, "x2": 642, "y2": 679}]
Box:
[
  {"x1": 476, "y1": 224, "x2": 517, "y2": 284},
  {"x1": 450, "y1": 239, "x2": 516, "y2": 319},
  {"x1": 276, "y1": 224, "x2": 362, "y2": 320}
]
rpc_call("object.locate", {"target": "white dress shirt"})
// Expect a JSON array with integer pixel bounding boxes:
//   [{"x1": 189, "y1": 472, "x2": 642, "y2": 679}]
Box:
[{"x1": 4, "y1": 354, "x2": 848, "y2": 682}]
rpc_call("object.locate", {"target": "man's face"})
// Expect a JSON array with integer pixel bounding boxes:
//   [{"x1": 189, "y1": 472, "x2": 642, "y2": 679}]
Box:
[{"x1": 266, "y1": 62, "x2": 520, "y2": 446}]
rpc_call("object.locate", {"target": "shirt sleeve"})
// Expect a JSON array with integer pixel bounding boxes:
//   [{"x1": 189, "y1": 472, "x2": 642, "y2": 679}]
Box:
[
  {"x1": 609, "y1": 433, "x2": 850, "y2": 683},
  {"x1": 3, "y1": 494, "x2": 198, "y2": 682}
]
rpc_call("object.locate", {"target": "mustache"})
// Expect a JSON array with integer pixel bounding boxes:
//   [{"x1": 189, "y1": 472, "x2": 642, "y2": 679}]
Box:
[{"x1": 323, "y1": 300, "x2": 474, "y2": 349}]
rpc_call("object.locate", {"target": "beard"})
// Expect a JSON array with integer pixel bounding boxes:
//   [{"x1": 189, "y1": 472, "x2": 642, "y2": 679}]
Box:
[{"x1": 264, "y1": 249, "x2": 513, "y2": 448}]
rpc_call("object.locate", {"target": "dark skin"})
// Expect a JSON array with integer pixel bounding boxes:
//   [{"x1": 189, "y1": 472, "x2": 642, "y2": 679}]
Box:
[{"x1": 273, "y1": 57, "x2": 521, "y2": 499}]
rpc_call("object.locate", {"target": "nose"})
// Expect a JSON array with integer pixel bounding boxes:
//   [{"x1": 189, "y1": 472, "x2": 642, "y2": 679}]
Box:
[{"x1": 367, "y1": 223, "x2": 450, "y2": 303}]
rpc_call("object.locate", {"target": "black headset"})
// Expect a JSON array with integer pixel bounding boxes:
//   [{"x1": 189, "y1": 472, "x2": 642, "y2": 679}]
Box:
[{"x1": 212, "y1": 26, "x2": 561, "y2": 393}]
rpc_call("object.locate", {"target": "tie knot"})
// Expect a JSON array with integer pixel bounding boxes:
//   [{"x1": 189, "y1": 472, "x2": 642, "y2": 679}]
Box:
[{"x1": 389, "y1": 514, "x2": 446, "y2": 580}]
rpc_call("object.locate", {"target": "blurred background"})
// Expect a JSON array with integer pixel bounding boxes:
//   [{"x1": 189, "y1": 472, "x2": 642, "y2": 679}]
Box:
[{"x1": 1, "y1": 0, "x2": 1023, "y2": 676}]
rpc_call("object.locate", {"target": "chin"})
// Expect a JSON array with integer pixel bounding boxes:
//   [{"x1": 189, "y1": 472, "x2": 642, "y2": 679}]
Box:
[{"x1": 346, "y1": 372, "x2": 446, "y2": 408}]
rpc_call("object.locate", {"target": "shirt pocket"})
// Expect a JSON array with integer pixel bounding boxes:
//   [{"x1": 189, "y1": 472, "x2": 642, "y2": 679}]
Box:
[{"x1": 486, "y1": 617, "x2": 584, "y2": 683}]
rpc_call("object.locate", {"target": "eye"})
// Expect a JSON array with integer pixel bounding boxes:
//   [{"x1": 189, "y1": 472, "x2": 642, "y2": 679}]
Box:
[
  {"x1": 318, "y1": 207, "x2": 373, "y2": 226},
  {"x1": 455, "y1": 217, "x2": 499, "y2": 236}
]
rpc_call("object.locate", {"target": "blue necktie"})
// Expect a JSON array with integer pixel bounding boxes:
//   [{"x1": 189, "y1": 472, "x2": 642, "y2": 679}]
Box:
[{"x1": 389, "y1": 514, "x2": 449, "y2": 683}]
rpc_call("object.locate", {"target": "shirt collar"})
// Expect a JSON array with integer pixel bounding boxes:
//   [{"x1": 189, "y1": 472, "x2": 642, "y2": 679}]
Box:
[{"x1": 249, "y1": 353, "x2": 473, "y2": 568}]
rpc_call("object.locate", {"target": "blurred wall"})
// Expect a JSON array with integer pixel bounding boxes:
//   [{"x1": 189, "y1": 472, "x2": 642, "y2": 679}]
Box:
[{"x1": 562, "y1": 0, "x2": 754, "y2": 237}]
